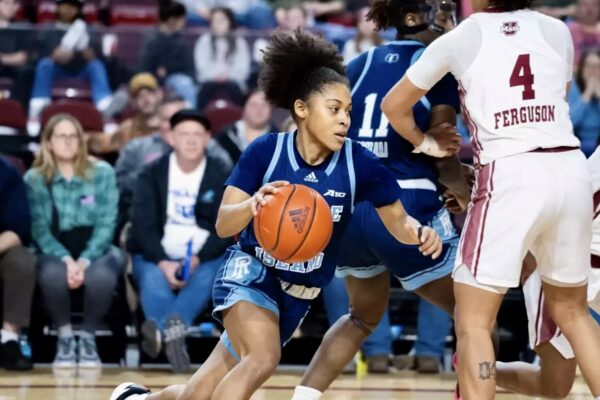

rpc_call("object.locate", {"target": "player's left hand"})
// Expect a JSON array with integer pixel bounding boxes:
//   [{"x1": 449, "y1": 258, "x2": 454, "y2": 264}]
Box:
[
  {"x1": 404, "y1": 223, "x2": 443, "y2": 259},
  {"x1": 422, "y1": 122, "x2": 462, "y2": 157}
]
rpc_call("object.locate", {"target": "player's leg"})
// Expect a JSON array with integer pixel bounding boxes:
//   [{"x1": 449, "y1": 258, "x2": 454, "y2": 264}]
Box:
[
  {"x1": 297, "y1": 272, "x2": 390, "y2": 393},
  {"x1": 496, "y1": 342, "x2": 576, "y2": 398},
  {"x1": 414, "y1": 274, "x2": 454, "y2": 315},
  {"x1": 541, "y1": 283, "x2": 600, "y2": 395},
  {"x1": 210, "y1": 301, "x2": 282, "y2": 400},
  {"x1": 454, "y1": 275, "x2": 505, "y2": 400}
]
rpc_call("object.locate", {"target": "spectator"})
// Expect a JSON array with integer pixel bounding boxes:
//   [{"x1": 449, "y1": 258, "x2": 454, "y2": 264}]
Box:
[
  {"x1": 138, "y1": 0, "x2": 197, "y2": 108},
  {"x1": 194, "y1": 7, "x2": 250, "y2": 110},
  {"x1": 342, "y1": 6, "x2": 382, "y2": 64},
  {"x1": 568, "y1": 0, "x2": 600, "y2": 66},
  {"x1": 216, "y1": 90, "x2": 275, "y2": 163},
  {"x1": 0, "y1": 0, "x2": 35, "y2": 111},
  {"x1": 182, "y1": 0, "x2": 276, "y2": 29},
  {"x1": 24, "y1": 114, "x2": 124, "y2": 369},
  {"x1": 129, "y1": 110, "x2": 232, "y2": 373},
  {"x1": 569, "y1": 48, "x2": 600, "y2": 154},
  {"x1": 88, "y1": 73, "x2": 163, "y2": 154},
  {"x1": 0, "y1": 157, "x2": 36, "y2": 371},
  {"x1": 534, "y1": 0, "x2": 576, "y2": 19},
  {"x1": 28, "y1": 0, "x2": 113, "y2": 119}
]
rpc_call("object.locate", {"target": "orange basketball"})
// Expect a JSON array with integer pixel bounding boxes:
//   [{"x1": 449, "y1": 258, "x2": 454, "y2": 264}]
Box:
[{"x1": 254, "y1": 183, "x2": 333, "y2": 263}]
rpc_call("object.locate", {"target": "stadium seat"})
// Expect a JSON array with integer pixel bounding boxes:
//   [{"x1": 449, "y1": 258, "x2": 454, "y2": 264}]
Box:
[
  {"x1": 51, "y1": 78, "x2": 93, "y2": 101},
  {"x1": 110, "y1": 25, "x2": 150, "y2": 67},
  {"x1": 110, "y1": 0, "x2": 158, "y2": 26},
  {"x1": 203, "y1": 99, "x2": 242, "y2": 135},
  {"x1": 0, "y1": 99, "x2": 27, "y2": 132},
  {"x1": 40, "y1": 100, "x2": 104, "y2": 132}
]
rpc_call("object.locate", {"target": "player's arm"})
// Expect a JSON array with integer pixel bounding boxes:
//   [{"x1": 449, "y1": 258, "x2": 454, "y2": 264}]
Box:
[
  {"x1": 429, "y1": 104, "x2": 471, "y2": 210},
  {"x1": 215, "y1": 181, "x2": 289, "y2": 238},
  {"x1": 375, "y1": 201, "x2": 443, "y2": 259}
]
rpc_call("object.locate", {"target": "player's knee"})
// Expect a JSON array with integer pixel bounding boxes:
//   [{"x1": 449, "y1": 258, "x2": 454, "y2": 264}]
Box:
[
  {"x1": 454, "y1": 314, "x2": 494, "y2": 338},
  {"x1": 243, "y1": 350, "x2": 281, "y2": 379},
  {"x1": 541, "y1": 381, "x2": 573, "y2": 399},
  {"x1": 347, "y1": 313, "x2": 379, "y2": 335}
]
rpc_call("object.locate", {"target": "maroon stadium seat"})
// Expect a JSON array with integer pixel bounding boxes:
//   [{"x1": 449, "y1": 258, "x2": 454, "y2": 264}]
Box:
[
  {"x1": 52, "y1": 78, "x2": 93, "y2": 101},
  {"x1": 203, "y1": 99, "x2": 242, "y2": 135},
  {"x1": 110, "y1": 25, "x2": 150, "y2": 67},
  {"x1": 36, "y1": 0, "x2": 99, "y2": 23},
  {"x1": 110, "y1": 0, "x2": 158, "y2": 25},
  {"x1": 40, "y1": 100, "x2": 104, "y2": 132},
  {"x1": 0, "y1": 99, "x2": 27, "y2": 132}
]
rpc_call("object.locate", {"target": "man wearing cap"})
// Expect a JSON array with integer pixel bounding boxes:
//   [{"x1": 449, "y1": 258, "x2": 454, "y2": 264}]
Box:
[
  {"x1": 28, "y1": 0, "x2": 113, "y2": 119},
  {"x1": 129, "y1": 109, "x2": 232, "y2": 373}
]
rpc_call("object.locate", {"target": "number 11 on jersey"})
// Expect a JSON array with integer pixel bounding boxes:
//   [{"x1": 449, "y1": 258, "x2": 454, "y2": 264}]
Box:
[{"x1": 358, "y1": 93, "x2": 390, "y2": 138}]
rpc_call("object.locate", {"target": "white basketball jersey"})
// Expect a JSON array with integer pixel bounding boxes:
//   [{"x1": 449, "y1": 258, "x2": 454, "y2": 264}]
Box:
[
  {"x1": 460, "y1": 11, "x2": 579, "y2": 165},
  {"x1": 589, "y1": 147, "x2": 600, "y2": 257}
]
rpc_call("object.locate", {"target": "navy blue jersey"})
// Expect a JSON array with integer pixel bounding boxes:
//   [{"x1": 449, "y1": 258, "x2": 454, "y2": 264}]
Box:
[
  {"x1": 225, "y1": 132, "x2": 401, "y2": 288},
  {"x1": 347, "y1": 40, "x2": 460, "y2": 221}
]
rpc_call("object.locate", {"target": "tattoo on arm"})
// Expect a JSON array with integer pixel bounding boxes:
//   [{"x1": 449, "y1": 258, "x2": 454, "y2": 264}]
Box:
[{"x1": 478, "y1": 361, "x2": 496, "y2": 380}]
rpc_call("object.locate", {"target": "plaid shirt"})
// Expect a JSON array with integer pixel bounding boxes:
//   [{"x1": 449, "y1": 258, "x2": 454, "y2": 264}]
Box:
[{"x1": 24, "y1": 160, "x2": 119, "y2": 261}]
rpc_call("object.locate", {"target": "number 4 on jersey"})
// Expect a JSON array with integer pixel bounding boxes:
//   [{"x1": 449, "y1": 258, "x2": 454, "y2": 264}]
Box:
[{"x1": 510, "y1": 54, "x2": 536, "y2": 100}]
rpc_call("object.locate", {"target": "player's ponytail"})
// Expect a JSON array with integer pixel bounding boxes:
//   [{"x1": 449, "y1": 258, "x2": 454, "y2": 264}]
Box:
[
  {"x1": 366, "y1": 0, "x2": 394, "y2": 31},
  {"x1": 258, "y1": 29, "x2": 348, "y2": 112}
]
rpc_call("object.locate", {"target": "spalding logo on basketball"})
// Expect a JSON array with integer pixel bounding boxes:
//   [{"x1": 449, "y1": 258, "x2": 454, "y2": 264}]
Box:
[{"x1": 253, "y1": 184, "x2": 333, "y2": 263}]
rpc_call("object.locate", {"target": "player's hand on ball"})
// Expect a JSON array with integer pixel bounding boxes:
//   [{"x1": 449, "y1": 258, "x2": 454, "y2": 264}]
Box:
[
  {"x1": 443, "y1": 189, "x2": 470, "y2": 214},
  {"x1": 252, "y1": 181, "x2": 289, "y2": 216}
]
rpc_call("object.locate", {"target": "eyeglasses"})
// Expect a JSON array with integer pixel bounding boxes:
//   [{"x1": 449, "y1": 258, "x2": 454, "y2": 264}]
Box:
[{"x1": 52, "y1": 133, "x2": 80, "y2": 143}]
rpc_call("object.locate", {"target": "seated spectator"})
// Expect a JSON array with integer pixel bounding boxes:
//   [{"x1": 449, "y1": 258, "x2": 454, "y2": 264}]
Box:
[
  {"x1": 114, "y1": 95, "x2": 233, "y2": 239},
  {"x1": 182, "y1": 0, "x2": 275, "y2": 29},
  {"x1": 129, "y1": 110, "x2": 232, "y2": 373},
  {"x1": 194, "y1": 7, "x2": 250, "y2": 110},
  {"x1": 0, "y1": 0, "x2": 34, "y2": 111},
  {"x1": 24, "y1": 114, "x2": 124, "y2": 369},
  {"x1": 568, "y1": 0, "x2": 600, "y2": 66},
  {"x1": 569, "y1": 48, "x2": 600, "y2": 154},
  {"x1": 342, "y1": 6, "x2": 382, "y2": 64},
  {"x1": 88, "y1": 73, "x2": 163, "y2": 154},
  {"x1": 0, "y1": 157, "x2": 36, "y2": 371},
  {"x1": 139, "y1": 0, "x2": 197, "y2": 108},
  {"x1": 216, "y1": 90, "x2": 275, "y2": 163},
  {"x1": 29, "y1": 0, "x2": 113, "y2": 119}
]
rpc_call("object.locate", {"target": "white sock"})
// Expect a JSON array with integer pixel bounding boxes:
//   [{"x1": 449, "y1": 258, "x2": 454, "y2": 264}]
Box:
[
  {"x1": 96, "y1": 96, "x2": 113, "y2": 112},
  {"x1": 1, "y1": 329, "x2": 18, "y2": 344},
  {"x1": 29, "y1": 98, "x2": 50, "y2": 119},
  {"x1": 290, "y1": 385, "x2": 322, "y2": 400},
  {"x1": 58, "y1": 325, "x2": 73, "y2": 338}
]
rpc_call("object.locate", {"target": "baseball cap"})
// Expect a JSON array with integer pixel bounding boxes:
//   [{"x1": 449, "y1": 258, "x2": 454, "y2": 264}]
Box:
[
  {"x1": 170, "y1": 109, "x2": 212, "y2": 131},
  {"x1": 129, "y1": 73, "x2": 159, "y2": 96}
]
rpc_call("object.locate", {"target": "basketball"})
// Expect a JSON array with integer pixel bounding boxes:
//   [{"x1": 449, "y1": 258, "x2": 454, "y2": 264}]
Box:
[{"x1": 253, "y1": 183, "x2": 333, "y2": 263}]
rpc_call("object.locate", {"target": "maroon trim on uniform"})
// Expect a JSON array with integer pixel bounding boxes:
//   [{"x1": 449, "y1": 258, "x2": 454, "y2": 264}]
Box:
[
  {"x1": 539, "y1": 297, "x2": 559, "y2": 346},
  {"x1": 534, "y1": 289, "x2": 543, "y2": 345},
  {"x1": 530, "y1": 146, "x2": 579, "y2": 154},
  {"x1": 473, "y1": 162, "x2": 495, "y2": 277},
  {"x1": 593, "y1": 190, "x2": 600, "y2": 217},
  {"x1": 460, "y1": 162, "x2": 494, "y2": 276},
  {"x1": 592, "y1": 254, "x2": 600, "y2": 269},
  {"x1": 458, "y1": 83, "x2": 482, "y2": 166}
]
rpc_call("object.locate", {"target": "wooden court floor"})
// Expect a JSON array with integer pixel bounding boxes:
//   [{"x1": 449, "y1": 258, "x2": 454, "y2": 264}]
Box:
[{"x1": 0, "y1": 368, "x2": 593, "y2": 399}]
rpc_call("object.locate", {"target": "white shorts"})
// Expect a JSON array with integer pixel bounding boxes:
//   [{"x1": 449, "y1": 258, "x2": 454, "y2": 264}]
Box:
[
  {"x1": 523, "y1": 268, "x2": 600, "y2": 359},
  {"x1": 454, "y1": 149, "x2": 593, "y2": 288}
]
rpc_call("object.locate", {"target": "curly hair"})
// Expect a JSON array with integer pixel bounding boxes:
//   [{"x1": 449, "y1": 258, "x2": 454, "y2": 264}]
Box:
[{"x1": 258, "y1": 29, "x2": 348, "y2": 112}]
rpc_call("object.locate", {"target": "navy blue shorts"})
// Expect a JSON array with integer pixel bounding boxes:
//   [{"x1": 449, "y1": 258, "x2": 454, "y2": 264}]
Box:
[
  {"x1": 212, "y1": 246, "x2": 312, "y2": 360},
  {"x1": 336, "y1": 203, "x2": 458, "y2": 290}
]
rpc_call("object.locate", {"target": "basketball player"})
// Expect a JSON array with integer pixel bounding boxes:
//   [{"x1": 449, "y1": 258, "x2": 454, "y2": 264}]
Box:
[
  {"x1": 290, "y1": 1, "x2": 471, "y2": 398},
  {"x1": 110, "y1": 29, "x2": 443, "y2": 400},
  {"x1": 490, "y1": 146, "x2": 600, "y2": 398},
  {"x1": 382, "y1": 0, "x2": 600, "y2": 396}
]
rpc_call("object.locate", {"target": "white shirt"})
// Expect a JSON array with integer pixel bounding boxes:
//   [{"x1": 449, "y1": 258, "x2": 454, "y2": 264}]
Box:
[
  {"x1": 406, "y1": 10, "x2": 579, "y2": 165},
  {"x1": 161, "y1": 153, "x2": 210, "y2": 259}
]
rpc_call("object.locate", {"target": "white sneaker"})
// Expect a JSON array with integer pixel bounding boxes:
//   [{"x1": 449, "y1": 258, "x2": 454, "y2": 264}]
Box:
[
  {"x1": 52, "y1": 336, "x2": 77, "y2": 369},
  {"x1": 110, "y1": 382, "x2": 151, "y2": 400}
]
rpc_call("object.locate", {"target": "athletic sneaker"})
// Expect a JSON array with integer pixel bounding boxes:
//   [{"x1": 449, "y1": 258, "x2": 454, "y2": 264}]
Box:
[
  {"x1": 164, "y1": 315, "x2": 190, "y2": 373},
  {"x1": 0, "y1": 340, "x2": 33, "y2": 370},
  {"x1": 110, "y1": 382, "x2": 151, "y2": 400},
  {"x1": 53, "y1": 336, "x2": 77, "y2": 369},
  {"x1": 78, "y1": 335, "x2": 101, "y2": 368},
  {"x1": 140, "y1": 319, "x2": 162, "y2": 359}
]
